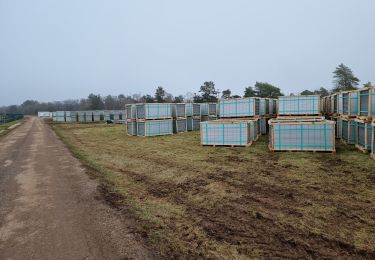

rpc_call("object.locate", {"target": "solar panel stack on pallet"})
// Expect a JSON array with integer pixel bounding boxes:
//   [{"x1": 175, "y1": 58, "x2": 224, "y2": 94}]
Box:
[
  {"x1": 52, "y1": 110, "x2": 125, "y2": 123},
  {"x1": 187, "y1": 116, "x2": 201, "y2": 131},
  {"x1": 341, "y1": 117, "x2": 357, "y2": 145},
  {"x1": 127, "y1": 120, "x2": 137, "y2": 136},
  {"x1": 137, "y1": 119, "x2": 174, "y2": 137},
  {"x1": 200, "y1": 119, "x2": 258, "y2": 147},
  {"x1": 258, "y1": 117, "x2": 268, "y2": 135},
  {"x1": 129, "y1": 103, "x2": 175, "y2": 137},
  {"x1": 175, "y1": 103, "x2": 194, "y2": 133},
  {"x1": 185, "y1": 103, "x2": 201, "y2": 131},
  {"x1": 175, "y1": 114, "x2": 187, "y2": 133},
  {"x1": 336, "y1": 116, "x2": 342, "y2": 139},
  {"x1": 340, "y1": 91, "x2": 359, "y2": 117},
  {"x1": 65, "y1": 111, "x2": 77, "y2": 122},
  {"x1": 219, "y1": 97, "x2": 260, "y2": 118},
  {"x1": 125, "y1": 105, "x2": 137, "y2": 135},
  {"x1": 268, "y1": 118, "x2": 335, "y2": 153},
  {"x1": 269, "y1": 95, "x2": 335, "y2": 152},
  {"x1": 323, "y1": 86, "x2": 374, "y2": 157},
  {"x1": 54, "y1": 111, "x2": 66, "y2": 122},
  {"x1": 358, "y1": 87, "x2": 375, "y2": 119},
  {"x1": 126, "y1": 102, "x2": 205, "y2": 136},
  {"x1": 85, "y1": 111, "x2": 93, "y2": 122},
  {"x1": 104, "y1": 111, "x2": 113, "y2": 121},
  {"x1": 77, "y1": 111, "x2": 86, "y2": 122},
  {"x1": 200, "y1": 103, "x2": 218, "y2": 122},
  {"x1": 355, "y1": 118, "x2": 373, "y2": 153},
  {"x1": 218, "y1": 97, "x2": 276, "y2": 135},
  {"x1": 278, "y1": 95, "x2": 321, "y2": 116}
]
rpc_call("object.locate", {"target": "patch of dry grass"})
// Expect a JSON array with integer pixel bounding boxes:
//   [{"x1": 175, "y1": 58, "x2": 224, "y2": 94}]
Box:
[
  {"x1": 0, "y1": 118, "x2": 24, "y2": 136},
  {"x1": 53, "y1": 123, "x2": 375, "y2": 259}
]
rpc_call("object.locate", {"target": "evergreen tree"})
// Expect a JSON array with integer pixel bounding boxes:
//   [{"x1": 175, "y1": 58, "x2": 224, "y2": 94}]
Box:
[{"x1": 332, "y1": 63, "x2": 360, "y2": 92}]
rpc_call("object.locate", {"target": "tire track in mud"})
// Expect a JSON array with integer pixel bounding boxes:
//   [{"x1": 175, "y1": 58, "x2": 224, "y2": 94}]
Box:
[{"x1": 102, "y1": 151, "x2": 375, "y2": 258}]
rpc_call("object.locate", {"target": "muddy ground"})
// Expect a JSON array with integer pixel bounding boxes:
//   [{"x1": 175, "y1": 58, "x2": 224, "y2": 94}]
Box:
[{"x1": 53, "y1": 123, "x2": 375, "y2": 259}]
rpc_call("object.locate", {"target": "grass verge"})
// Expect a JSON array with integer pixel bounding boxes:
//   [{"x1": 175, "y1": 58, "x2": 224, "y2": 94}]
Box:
[
  {"x1": 52, "y1": 123, "x2": 375, "y2": 259},
  {"x1": 0, "y1": 118, "x2": 25, "y2": 137}
]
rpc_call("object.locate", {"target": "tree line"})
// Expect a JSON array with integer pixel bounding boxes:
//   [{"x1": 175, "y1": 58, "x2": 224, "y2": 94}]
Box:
[
  {"x1": 0, "y1": 63, "x2": 371, "y2": 115},
  {"x1": 0, "y1": 81, "x2": 283, "y2": 115},
  {"x1": 300, "y1": 63, "x2": 371, "y2": 96}
]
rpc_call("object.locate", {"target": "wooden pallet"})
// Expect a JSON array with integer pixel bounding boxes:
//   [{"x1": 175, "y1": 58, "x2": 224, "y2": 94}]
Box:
[
  {"x1": 137, "y1": 117, "x2": 174, "y2": 121},
  {"x1": 138, "y1": 133, "x2": 174, "y2": 137},
  {"x1": 277, "y1": 114, "x2": 322, "y2": 117},
  {"x1": 340, "y1": 139, "x2": 355, "y2": 145},
  {"x1": 340, "y1": 114, "x2": 357, "y2": 119},
  {"x1": 269, "y1": 145, "x2": 336, "y2": 153},
  {"x1": 355, "y1": 144, "x2": 370, "y2": 153},
  {"x1": 202, "y1": 142, "x2": 252, "y2": 147},
  {"x1": 356, "y1": 115, "x2": 373, "y2": 121},
  {"x1": 219, "y1": 115, "x2": 259, "y2": 119}
]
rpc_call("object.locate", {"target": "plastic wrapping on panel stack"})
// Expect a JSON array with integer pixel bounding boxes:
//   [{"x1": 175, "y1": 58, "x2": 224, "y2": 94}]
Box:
[
  {"x1": 65, "y1": 111, "x2": 77, "y2": 122},
  {"x1": 126, "y1": 105, "x2": 137, "y2": 120},
  {"x1": 371, "y1": 120, "x2": 375, "y2": 160},
  {"x1": 208, "y1": 103, "x2": 218, "y2": 116},
  {"x1": 52, "y1": 112, "x2": 57, "y2": 122},
  {"x1": 112, "y1": 110, "x2": 121, "y2": 123},
  {"x1": 266, "y1": 98, "x2": 275, "y2": 116},
  {"x1": 322, "y1": 96, "x2": 332, "y2": 116},
  {"x1": 136, "y1": 103, "x2": 174, "y2": 120},
  {"x1": 337, "y1": 93, "x2": 344, "y2": 115},
  {"x1": 187, "y1": 117, "x2": 201, "y2": 131},
  {"x1": 358, "y1": 86, "x2": 375, "y2": 119},
  {"x1": 336, "y1": 116, "x2": 342, "y2": 139},
  {"x1": 175, "y1": 103, "x2": 187, "y2": 117},
  {"x1": 104, "y1": 110, "x2": 112, "y2": 121},
  {"x1": 330, "y1": 93, "x2": 338, "y2": 115},
  {"x1": 278, "y1": 95, "x2": 321, "y2": 116},
  {"x1": 77, "y1": 111, "x2": 85, "y2": 122},
  {"x1": 259, "y1": 98, "x2": 267, "y2": 116},
  {"x1": 128, "y1": 103, "x2": 175, "y2": 137},
  {"x1": 137, "y1": 119, "x2": 174, "y2": 136},
  {"x1": 252, "y1": 118, "x2": 260, "y2": 141},
  {"x1": 200, "y1": 119, "x2": 256, "y2": 146},
  {"x1": 200, "y1": 103, "x2": 208, "y2": 116},
  {"x1": 182, "y1": 103, "x2": 200, "y2": 132},
  {"x1": 55, "y1": 111, "x2": 65, "y2": 122},
  {"x1": 93, "y1": 111, "x2": 101, "y2": 122},
  {"x1": 273, "y1": 99, "x2": 278, "y2": 115},
  {"x1": 342, "y1": 91, "x2": 359, "y2": 118},
  {"x1": 175, "y1": 118, "x2": 187, "y2": 133},
  {"x1": 259, "y1": 117, "x2": 268, "y2": 135},
  {"x1": 355, "y1": 118, "x2": 372, "y2": 153},
  {"x1": 186, "y1": 103, "x2": 200, "y2": 117},
  {"x1": 119, "y1": 110, "x2": 126, "y2": 121},
  {"x1": 341, "y1": 118, "x2": 357, "y2": 145},
  {"x1": 126, "y1": 120, "x2": 137, "y2": 136},
  {"x1": 268, "y1": 117, "x2": 335, "y2": 152},
  {"x1": 321, "y1": 96, "x2": 326, "y2": 115},
  {"x1": 84, "y1": 111, "x2": 93, "y2": 122},
  {"x1": 219, "y1": 97, "x2": 260, "y2": 118}
]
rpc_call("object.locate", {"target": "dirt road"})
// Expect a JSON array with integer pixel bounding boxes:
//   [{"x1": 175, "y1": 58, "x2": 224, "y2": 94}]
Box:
[{"x1": 0, "y1": 117, "x2": 152, "y2": 260}]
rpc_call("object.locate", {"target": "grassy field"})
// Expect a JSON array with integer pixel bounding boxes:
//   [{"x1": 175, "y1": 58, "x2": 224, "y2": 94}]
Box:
[
  {"x1": 0, "y1": 119, "x2": 24, "y2": 137},
  {"x1": 52, "y1": 123, "x2": 375, "y2": 259}
]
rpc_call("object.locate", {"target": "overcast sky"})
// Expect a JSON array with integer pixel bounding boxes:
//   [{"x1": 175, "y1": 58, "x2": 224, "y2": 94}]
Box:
[{"x1": 0, "y1": 0, "x2": 374, "y2": 105}]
